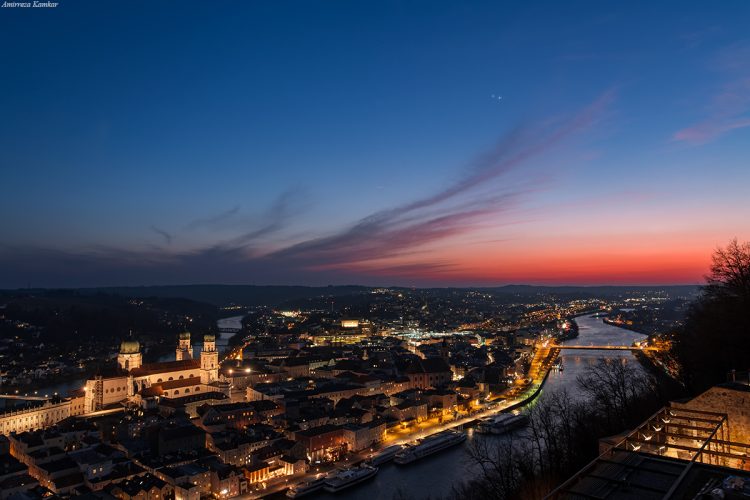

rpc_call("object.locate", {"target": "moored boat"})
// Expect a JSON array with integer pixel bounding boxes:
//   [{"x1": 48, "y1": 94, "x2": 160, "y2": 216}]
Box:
[
  {"x1": 477, "y1": 413, "x2": 528, "y2": 435},
  {"x1": 323, "y1": 464, "x2": 378, "y2": 493},
  {"x1": 394, "y1": 430, "x2": 466, "y2": 464},
  {"x1": 369, "y1": 444, "x2": 404, "y2": 465},
  {"x1": 286, "y1": 476, "x2": 327, "y2": 498}
]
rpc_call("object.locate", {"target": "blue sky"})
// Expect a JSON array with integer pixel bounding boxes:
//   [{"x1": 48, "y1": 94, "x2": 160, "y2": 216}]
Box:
[{"x1": 1, "y1": 1, "x2": 749, "y2": 287}]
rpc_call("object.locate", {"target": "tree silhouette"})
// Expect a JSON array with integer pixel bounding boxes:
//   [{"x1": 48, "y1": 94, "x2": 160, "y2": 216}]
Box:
[
  {"x1": 705, "y1": 238, "x2": 750, "y2": 304},
  {"x1": 676, "y1": 239, "x2": 750, "y2": 392}
]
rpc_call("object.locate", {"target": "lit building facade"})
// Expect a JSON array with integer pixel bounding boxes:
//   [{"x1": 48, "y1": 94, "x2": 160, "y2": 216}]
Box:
[
  {"x1": 176, "y1": 331, "x2": 193, "y2": 361},
  {"x1": 0, "y1": 398, "x2": 72, "y2": 435},
  {"x1": 83, "y1": 333, "x2": 225, "y2": 413}
]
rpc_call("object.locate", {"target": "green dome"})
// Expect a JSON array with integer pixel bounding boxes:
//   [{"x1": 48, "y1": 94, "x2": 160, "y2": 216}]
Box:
[
  {"x1": 204, "y1": 334, "x2": 215, "y2": 342},
  {"x1": 120, "y1": 339, "x2": 140, "y2": 354},
  {"x1": 179, "y1": 332, "x2": 191, "y2": 340}
]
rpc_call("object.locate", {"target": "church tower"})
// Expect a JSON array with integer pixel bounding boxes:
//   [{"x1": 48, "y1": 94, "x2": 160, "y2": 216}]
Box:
[
  {"x1": 176, "y1": 332, "x2": 192, "y2": 361},
  {"x1": 117, "y1": 339, "x2": 142, "y2": 372},
  {"x1": 440, "y1": 337, "x2": 450, "y2": 362},
  {"x1": 201, "y1": 334, "x2": 219, "y2": 384}
]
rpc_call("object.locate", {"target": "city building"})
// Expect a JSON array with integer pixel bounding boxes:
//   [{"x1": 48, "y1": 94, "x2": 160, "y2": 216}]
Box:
[
  {"x1": 405, "y1": 358, "x2": 453, "y2": 389},
  {"x1": 176, "y1": 331, "x2": 193, "y2": 361},
  {"x1": 83, "y1": 334, "x2": 225, "y2": 413},
  {"x1": 0, "y1": 397, "x2": 74, "y2": 436}
]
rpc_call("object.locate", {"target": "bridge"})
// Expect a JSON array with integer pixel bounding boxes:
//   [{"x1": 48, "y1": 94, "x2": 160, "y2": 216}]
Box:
[{"x1": 552, "y1": 345, "x2": 659, "y2": 352}]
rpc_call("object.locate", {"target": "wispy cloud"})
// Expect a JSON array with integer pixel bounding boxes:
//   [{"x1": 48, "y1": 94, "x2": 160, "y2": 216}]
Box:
[
  {"x1": 262, "y1": 90, "x2": 614, "y2": 273},
  {"x1": 184, "y1": 189, "x2": 308, "y2": 247},
  {"x1": 678, "y1": 25, "x2": 721, "y2": 49},
  {"x1": 0, "y1": 91, "x2": 613, "y2": 287},
  {"x1": 227, "y1": 189, "x2": 309, "y2": 246},
  {"x1": 266, "y1": 192, "x2": 523, "y2": 271},
  {"x1": 150, "y1": 225, "x2": 173, "y2": 245},
  {"x1": 673, "y1": 77, "x2": 750, "y2": 144},
  {"x1": 185, "y1": 206, "x2": 241, "y2": 231},
  {"x1": 674, "y1": 41, "x2": 750, "y2": 144},
  {"x1": 674, "y1": 116, "x2": 750, "y2": 144}
]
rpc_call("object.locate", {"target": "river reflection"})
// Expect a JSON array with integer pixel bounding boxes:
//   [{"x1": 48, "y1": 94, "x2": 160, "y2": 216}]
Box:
[
  {"x1": 310, "y1": 314, "x2": 647, "y2": 500},
  {"x1": 542, "y1": 314, "x2": 647, "y2": 400}
]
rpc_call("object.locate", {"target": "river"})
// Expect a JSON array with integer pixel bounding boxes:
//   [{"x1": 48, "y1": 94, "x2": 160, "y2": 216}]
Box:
[
  {"x1": 215, "y1": 315, "x2": 244, "y2": 352},
  {"x1": 541, "y1": 314, "x2": 646, "y2": 399},
  {"x1": 24, "y1": 314, "x2": 645, "y2": 498},
  {"x1": 308, "y1": 314, "x2": 647, "y2": 500}
]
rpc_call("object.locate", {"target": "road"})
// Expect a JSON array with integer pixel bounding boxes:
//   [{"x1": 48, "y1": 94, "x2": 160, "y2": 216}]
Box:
[{"x1": 246, "y1": 345, "x2": 559, "y2": 499}]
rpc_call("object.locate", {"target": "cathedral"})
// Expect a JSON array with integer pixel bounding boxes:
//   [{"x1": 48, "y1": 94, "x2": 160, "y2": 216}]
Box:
[{"x1": 83, "y1": 332, "x2": 227, "y2": 413}]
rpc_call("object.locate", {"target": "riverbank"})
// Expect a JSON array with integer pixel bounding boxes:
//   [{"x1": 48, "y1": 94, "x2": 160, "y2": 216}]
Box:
[
  {"x1": 632, "y1": 350, "x2": 686, "y2": 395},
  {"x1": 504, "y1": 362, "x2": 554, "y2": 413},
  {"x1": 601, "y1": 316, "x2": 652, "y2": 336},
  {"x1": 274, "y1": 315, "x2": 651, "y2": 500}
]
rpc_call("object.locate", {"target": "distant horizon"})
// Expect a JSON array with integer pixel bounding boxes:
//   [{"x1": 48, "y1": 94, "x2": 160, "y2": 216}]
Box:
[
  {"x1": 2, "y1": 2, "x2": 748, "y2": 288},
  {"x1": 1, "y1": 282, "x2": 704, "y2": 291}
]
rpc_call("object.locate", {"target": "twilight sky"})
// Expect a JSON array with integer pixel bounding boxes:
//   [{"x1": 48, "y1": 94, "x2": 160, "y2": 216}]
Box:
[{"x1": 1, "y1": 1, "x2": 749, "y2": 287}]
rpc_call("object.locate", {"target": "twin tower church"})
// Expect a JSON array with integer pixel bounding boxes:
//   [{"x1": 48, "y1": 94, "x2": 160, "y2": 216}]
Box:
[{"x1": 83, "y1": 332, "x2": 227, "y2": 413}]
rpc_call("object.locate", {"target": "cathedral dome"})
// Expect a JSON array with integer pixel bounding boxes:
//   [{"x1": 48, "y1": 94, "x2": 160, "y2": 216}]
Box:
[
  {"x1": 120, "y1": 339, "x2": 140, "y2": 354},
  {"x1": 179, "y1": 332, "x2": 191, "y2": 340},
  {"x1": 204, "y1": 334, "x2": 216, "y2": 342}
]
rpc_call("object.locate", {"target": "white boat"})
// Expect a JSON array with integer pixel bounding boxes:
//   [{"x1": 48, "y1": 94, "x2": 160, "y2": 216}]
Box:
[
  {"x1": 394, "y1": 430, "x2": 466, "y2": 464},
  {"x1": 370, "y1": 444, "x2": 403, "y2": 465},
  {"x1": 476, "y1": 413, "x2": 528, "y2": 435},
  {"x1": 323, "y1": 464, "x2": 378, "y2": 493},
  {"x1": 286, "y1": 476, "x2": 326, "y2": 498}
]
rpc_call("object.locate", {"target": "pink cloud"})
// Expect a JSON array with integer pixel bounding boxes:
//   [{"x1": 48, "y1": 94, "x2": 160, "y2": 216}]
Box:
[
  {"x1": 674, "y1": 117, "x2": 750, "y2": 144},
  {"x1": 674, "y1": 44, "x2": 750, "y2": 144}
]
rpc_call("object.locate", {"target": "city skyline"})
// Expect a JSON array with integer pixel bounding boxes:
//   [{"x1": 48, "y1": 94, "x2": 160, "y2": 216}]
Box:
[{"x1": 2, "y1": 2, "x2": 750, "y2": 287}]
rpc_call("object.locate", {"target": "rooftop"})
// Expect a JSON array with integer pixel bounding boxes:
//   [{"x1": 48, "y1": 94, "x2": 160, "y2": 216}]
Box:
[
  {"x1": 130, "y1": 359, "x2": 200, "y2": 377},
  {"x1": 295, "y1": 423, "x2": 342, "y2": 438},
  {"x1": 547, "y1": 406, "x2": 750, "y2": 499}
]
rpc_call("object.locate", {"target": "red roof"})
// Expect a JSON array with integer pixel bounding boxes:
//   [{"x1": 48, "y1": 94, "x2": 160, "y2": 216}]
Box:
[{"x1": 130, "y1": 359, "x2": 200, "y2": 377}]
